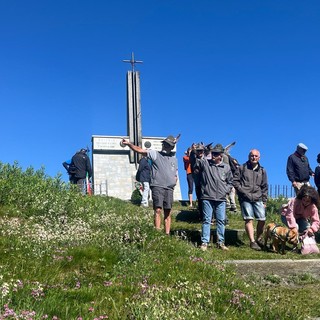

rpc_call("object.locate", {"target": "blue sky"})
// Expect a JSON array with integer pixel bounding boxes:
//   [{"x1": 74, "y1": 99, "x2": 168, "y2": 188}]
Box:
[{"x1": 1, "y1": 1, "x2": 319, "y2": 199}]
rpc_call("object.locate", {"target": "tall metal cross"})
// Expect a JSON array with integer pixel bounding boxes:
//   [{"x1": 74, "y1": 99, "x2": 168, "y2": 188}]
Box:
[{"x1": 123, "y1": 52, "x2": 143, "y2": 71}]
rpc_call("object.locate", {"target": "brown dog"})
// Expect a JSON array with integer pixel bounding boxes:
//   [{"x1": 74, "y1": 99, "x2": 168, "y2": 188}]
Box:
[{"x1": 264, "y1": 222, "x2": 299, "y2": 254}]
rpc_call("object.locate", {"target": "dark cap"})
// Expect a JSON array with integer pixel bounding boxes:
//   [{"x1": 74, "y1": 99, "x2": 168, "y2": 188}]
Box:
[
  {"x1": 211, "y1": 143, "x2": 224, "y2": 154},
  {"x1": 162, "y1": 135, "x2": 176, "y2": 147},
  {"x1": 195, "y1": 143, "x2": 205, "y2": 151}
]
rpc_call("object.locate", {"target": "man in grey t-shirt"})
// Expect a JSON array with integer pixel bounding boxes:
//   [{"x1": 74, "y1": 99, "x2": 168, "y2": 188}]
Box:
[{"x1": 122, "y1": 135, "x2": 178, "y2": 235}]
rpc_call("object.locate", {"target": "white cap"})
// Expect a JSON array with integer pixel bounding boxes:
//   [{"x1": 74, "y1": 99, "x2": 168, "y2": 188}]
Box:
[{"x1": 297, "y1": 143, "x2": 308, "y2": 150}]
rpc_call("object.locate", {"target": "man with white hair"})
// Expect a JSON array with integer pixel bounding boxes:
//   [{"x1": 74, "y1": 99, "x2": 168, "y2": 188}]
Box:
[
  {"x1": 286, "y1": 143, "x2": 314, "y2": 195},
  {"x1": 233, "y1": 149, "x2": 268, "y2": 251}
]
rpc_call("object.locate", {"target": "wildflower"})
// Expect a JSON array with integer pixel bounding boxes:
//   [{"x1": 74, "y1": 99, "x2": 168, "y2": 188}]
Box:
[
  {"x1": 75, "y1": 281, "x2": 81, "y2": 289},
  {"x1": 1, "y1": 282, "x2": 10, "y2": 298},
  {"x1": 103, "y1": 281, "x2": 113, "y2": 287},
  {"x1": 88, "y1": 307, "x2": 94, "y2": 312}
]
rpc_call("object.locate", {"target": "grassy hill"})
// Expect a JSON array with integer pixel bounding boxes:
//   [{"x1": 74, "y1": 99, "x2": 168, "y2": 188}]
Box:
[{"x1": 0, "y1": 162, "x2": 320, "y2": 319}]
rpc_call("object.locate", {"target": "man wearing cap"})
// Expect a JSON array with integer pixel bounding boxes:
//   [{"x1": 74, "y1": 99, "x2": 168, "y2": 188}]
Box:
[
  {"x1": 233, "y1": 149, "x2": 268, "y2": 251},
  {"x1": 70, "y1": 148, "x2": 92, "y2": 194},
  {"x1": 121, "y1": 135, "x2": 178, "y2": 235},
  {"x1": 286, "y1": 143, "x2": 314, "y2": 195},
  {"x1": 194, "y1": 143, "x2": 233, "y2": 251}
]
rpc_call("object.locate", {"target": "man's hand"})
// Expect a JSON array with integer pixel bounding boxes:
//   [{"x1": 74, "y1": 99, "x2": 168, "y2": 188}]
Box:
[{"x1": 121, "y1": 139, "x2": 130, "y2": 146}]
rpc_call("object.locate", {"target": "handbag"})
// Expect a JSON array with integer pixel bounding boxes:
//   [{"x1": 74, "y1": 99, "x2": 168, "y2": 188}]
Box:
[{"x1": 301, "y1": 235, "x2": 319, "y2": 255}]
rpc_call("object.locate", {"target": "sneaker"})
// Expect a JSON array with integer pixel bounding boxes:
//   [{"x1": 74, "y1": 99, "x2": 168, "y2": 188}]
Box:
[
  {"x1": 217, "y1": 243, "x2": 229, "y2": 251},
  {"x1": 200, "y1": 243, "x2": 208, "y2": 251},
  {"x1": 250, "y1": 241, "x2": 261, "y2": 251},
  {"x1": 256, "y1": 239, "x2": 264, "y2": 248},
  {"x1": 230, "y1": 207, "x2": 237, "y2": 212}
]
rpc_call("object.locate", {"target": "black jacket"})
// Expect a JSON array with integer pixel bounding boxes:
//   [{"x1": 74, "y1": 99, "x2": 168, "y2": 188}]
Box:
[
  {"x1": 315, "y1": 165, "x2": 320, "y2": 190},
  {"x1": 233, "y1": 161, "x2": 268, "y2": 203},
  {"x1": 286, "y1": 152, "x2": 313, "y2": 183},
  {"x1": 71, "y1": 151, "x2": 92, "y2": 179}
]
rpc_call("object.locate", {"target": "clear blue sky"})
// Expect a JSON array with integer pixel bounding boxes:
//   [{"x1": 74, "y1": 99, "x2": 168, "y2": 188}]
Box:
[{"x1": 1, "y1": 1, "x2": 319, "y2": 199}]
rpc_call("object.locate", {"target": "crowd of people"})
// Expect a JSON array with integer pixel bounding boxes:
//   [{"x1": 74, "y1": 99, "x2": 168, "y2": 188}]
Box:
[
  {"x1": 63, "y1": 138, "x2": 320, "y2": 253},
  {"x1": 131, "y1": 136, "x2": 320, "y2": 253}
]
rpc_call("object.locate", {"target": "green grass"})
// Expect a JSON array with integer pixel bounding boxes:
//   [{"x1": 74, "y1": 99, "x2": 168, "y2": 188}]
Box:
[{"x1": 0, "y1": 161, "x2": 320, "y2": 319}]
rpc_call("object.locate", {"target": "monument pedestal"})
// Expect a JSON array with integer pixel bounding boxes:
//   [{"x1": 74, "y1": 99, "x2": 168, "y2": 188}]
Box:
[{"x1": 91, "y1": 135, "x2": 182, "y2": 201}]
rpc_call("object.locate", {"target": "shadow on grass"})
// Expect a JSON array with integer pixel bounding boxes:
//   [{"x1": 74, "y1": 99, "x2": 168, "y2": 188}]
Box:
[
  {"x1": 173, "y1": 210, "x2": 245, "y2": 247},
  {"x1": 175, "y1": 209, "x2": 201, "y2": 223}
]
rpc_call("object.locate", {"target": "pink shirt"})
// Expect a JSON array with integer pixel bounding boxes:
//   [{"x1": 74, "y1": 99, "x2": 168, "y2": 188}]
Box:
[{"x1": 282, "y1": 198, "x2": 320, "y2": 232}]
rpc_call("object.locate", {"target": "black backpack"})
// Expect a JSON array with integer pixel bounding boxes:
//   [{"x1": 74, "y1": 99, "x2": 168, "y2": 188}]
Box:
[{"x1": 68, "y1": 164, "x2": 77, "y2": 174}]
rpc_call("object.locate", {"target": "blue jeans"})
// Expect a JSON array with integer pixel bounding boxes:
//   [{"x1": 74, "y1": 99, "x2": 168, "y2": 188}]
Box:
[
  {"x1": 201, "y1": 200, "x2": 226, "y2": 245},
  {"x1": 281, "y1": 215, "x2": 310, "y2": 233}
]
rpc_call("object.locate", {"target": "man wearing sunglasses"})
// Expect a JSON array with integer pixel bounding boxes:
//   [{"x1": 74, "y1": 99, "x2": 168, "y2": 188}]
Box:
[{"x1": 233, "y1": 149, "x2": 268, "y2": 251}]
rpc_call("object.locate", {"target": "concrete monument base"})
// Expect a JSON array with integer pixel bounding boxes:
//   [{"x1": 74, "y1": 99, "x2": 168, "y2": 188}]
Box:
[{"x1": 91, "y1": 135, "x2": 182, "y2": 201}]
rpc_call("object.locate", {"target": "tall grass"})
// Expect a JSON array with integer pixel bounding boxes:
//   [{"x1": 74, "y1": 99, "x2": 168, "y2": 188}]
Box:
[{"x1": 0, "y1": 162, "x2": 319, "y2": 319}]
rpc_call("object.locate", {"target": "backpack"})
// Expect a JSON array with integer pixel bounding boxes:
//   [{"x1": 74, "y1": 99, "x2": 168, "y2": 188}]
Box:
[
  {"x1": 135, "y1": 157, "x2": 151, "y2": 182},
  {"x1": 135, "y1": 169, "x2": 141, "y2": 182},
  {"x1": 228, "y1": 155, "x2": 240, "y2": 175},
  {"x1": 68, "y1": 164, "x2": 77, "y2": 174}
]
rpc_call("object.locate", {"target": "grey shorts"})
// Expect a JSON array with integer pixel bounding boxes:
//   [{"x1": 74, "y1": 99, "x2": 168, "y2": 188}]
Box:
[
  {"x1": 151, "y1": 186, "x2": 174, "y2": 210},
  {"x1": 240, "y1": 201, "x2": 266, "y2": 221}
]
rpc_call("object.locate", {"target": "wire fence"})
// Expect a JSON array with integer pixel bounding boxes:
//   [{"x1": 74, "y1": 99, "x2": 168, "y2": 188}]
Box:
[
  {"x1": 91, "y1": 181, "x2": 295, "y2": 199},
  {"x1": 268, "y1": 184, "x2": 294, "y2": 198}
]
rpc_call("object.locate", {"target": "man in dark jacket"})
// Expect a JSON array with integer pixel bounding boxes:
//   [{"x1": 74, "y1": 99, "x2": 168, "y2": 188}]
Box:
[
  {"x1": 315, "y1": 153, "x2": 320, "y2": 196},
  {"x1": 233, "y1": 149, "x2": 268, "y2": 251},
  {"x1": 71, "y1": 148, "x2": 92, "y2": 194},
  {"x1": 286, "y1": 143, "x2": 314, "y2": 195}
]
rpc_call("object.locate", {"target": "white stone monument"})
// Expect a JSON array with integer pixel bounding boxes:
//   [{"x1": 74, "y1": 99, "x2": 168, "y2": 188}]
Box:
[{"x1": 91, "y1": 53, "x2": 182, "y2": 201}]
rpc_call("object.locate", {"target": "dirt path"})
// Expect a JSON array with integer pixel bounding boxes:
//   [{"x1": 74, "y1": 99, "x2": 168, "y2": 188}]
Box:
[{"x1": 225, "y1": 259, "x2": 320, "y2": 280}]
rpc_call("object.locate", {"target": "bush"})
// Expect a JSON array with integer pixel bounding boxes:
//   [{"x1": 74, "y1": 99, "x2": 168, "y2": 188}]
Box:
[{"x1": 131, "y1": 186, "x2": 142, "y2": 205}]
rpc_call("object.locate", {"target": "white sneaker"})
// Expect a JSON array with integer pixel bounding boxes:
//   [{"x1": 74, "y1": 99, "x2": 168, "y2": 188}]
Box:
[
  {"x1": 200, "y1": 243, "x2": 208, "y2": 251},
  {"x1": 217, "y1": 243, "x2": 229, "y2": 251}
]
